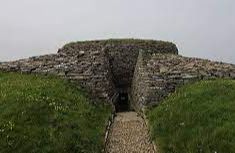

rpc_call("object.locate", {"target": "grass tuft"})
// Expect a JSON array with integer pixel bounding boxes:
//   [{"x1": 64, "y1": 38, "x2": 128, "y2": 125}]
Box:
[
  {"x1": 148, "y1": 79, "x2": 235, "y2": 153},
  {"x1": 0, "y1": 72, "x2": 111, "y2": 153}
]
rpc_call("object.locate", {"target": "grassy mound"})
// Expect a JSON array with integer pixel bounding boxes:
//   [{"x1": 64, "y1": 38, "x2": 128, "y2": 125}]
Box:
[
  {"x1": 148, "y1": 80, "x2": 235, "y2": 153},
  {"x1": 0, "y1": 72, "x2": 111, "y2": 153},
  {"x1": 60, "y1": 38, "x2": 178, "y2": 55}
]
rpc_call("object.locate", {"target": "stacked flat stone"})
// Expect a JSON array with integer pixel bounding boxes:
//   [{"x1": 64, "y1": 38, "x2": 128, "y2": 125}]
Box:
[{"x1": 0, "y1": 39, "x2": 234, "y2": 112}]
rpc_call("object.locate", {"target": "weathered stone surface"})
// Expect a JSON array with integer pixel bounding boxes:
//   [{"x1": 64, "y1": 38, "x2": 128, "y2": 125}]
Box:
[
  {"x1": 131, "y1": 53, "x2": 235, "y2": 111},
  {"x1": 0, "y1": 39, "x2": 234, "y2": 112}
]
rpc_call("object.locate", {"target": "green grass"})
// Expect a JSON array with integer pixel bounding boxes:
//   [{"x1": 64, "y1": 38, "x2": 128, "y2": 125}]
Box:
[
  {"x1": 148, "y1": 80, "x2": 235, "y2": 153},
  {"x1": 0, "y1": 72, "x2": 112, "y2": 153},
  {"x1": 63, "y1": 39, "x2": 177, "y2": 52},
  {"x1": 64, "y1": 38, "x2": 173, "y2": 45}
]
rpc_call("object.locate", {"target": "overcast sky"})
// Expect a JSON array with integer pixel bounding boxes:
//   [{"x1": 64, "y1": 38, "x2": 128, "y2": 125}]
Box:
[{"x1": 0, "y1": 0, "x2": 235, "y2": 63}]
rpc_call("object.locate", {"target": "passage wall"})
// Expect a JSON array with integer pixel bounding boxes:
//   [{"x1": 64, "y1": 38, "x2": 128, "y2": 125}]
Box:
[
  {"x1": 1, "y1": 39, "x2": 234, "y2": 112},
  {"x1": 131, "y1": 52, "x2": 235, "y2": 112}
]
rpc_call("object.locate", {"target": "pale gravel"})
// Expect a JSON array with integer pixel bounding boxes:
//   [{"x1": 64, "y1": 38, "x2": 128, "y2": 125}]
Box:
[{"x1": 105, "y1": 112, "x2": 155, "y2": 153}]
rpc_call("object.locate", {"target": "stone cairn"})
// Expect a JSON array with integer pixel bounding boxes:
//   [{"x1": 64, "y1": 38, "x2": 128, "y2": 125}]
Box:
[{"x1": 1, "y1": 39, "x2": 235, "y2": 112}]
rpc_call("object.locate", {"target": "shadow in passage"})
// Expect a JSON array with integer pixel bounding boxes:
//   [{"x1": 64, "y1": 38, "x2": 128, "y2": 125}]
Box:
[{"x1": 115, "y1": 92, "x2": 130, "y2": 112}]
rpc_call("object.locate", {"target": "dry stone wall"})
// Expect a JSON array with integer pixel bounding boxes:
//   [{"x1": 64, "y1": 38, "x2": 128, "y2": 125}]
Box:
[
  {"x1": 0, "y1": 39, "x2": 177, "y2": 105},
  {"x1": 0, "y1": 45, "x2": 116, "y2": 102},
  {"x1": 131, "y1": 52, "x2": 235, "y2": 112},
  {"x1": 104, "y1": 40, "x2": 178, "y2": 89},
  {"x1": 0, "y1": 39, "x2": 234, "y2": 112}
]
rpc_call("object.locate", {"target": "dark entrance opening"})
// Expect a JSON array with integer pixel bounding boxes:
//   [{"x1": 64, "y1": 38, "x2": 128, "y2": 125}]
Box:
[{"x1": 115, "y1": 92, "x2": 129, "y2": 112}]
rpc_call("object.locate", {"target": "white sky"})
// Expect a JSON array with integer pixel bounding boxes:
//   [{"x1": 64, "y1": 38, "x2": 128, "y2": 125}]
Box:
[{"x1": 0, "y1": 0, "x2": 235, "y2": 63}]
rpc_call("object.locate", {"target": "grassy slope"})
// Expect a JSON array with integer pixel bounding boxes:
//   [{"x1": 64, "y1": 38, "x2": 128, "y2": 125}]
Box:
[
  {"x1": 148, "y1": 80, "x2": 235, "y2": 153},
  {"x1": 0, "y1": 72, "x2": 111, "y2": 153}
]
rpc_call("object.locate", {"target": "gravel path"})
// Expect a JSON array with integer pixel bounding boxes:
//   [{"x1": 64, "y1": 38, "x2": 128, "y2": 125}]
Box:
[{"x1": 106, "y1": 112, "x2": 155, "y2": 153}]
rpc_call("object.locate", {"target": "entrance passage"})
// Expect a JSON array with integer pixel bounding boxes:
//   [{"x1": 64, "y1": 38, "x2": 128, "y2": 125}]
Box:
[
  {"x1": 105, "y1": 112, "x2": 155, "y2": 152},
  {"x1": 115, "y1": 92, "x2": 129, "y2": 112}
]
